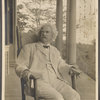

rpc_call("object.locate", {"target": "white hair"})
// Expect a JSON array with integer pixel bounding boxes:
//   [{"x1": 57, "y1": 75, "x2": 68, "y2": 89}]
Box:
[{"x1": 36, "y1": 23, "x2": 58, "y2": 41}]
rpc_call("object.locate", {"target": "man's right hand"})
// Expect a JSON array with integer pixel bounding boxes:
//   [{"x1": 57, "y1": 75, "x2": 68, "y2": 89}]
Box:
[
  {"x1": 22, "y1": 70, "x2": 43, "y2": 81},
  {"x1": 22, "y1": 70, "x2": 30, "y2": 81}
]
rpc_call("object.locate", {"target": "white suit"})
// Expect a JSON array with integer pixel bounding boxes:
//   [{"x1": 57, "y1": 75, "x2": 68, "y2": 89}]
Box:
[{"x1": 15, "y1": 42, "x2": 80, "y2": 100}]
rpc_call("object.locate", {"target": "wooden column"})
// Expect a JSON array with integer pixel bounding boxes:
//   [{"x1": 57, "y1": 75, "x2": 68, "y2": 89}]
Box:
[
  {"x1": 55, "y1": 0, "x2": 63, "y2": 56},
  {"x1": 66, "y1": 0, "x2": 76, "y2": 90},
  {"x1": 1, "y1": 0, "x2": 6, "y2": 99},
  {"x1": 0, "y1": 0, "x2": 2, "y2": 100},
  {"x1": 0, "y1": 3, "x2": 2, "y2": 100},
  {"x1": 66, "y1": 0, "x2": 76, "y2": 64},
  {"x1": 14, "y1": 0, "x2": 17, "y2": 61}
]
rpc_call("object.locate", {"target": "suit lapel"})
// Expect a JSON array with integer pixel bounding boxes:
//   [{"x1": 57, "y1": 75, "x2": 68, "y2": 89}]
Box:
[
  {"x1": 49, "y1": 46, "x2": 56, "y2": 71},
  {"x1": 36, "y1": 42, "x2": 56, "y2": 70},
  {"x1": 36, "y1": 42, "x2": 46, "y2": 55}
]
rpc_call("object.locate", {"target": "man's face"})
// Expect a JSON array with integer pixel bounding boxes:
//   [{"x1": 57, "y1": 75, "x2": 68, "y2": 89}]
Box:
[{"x1": 40, "y1": 25, "x2": 53, "y2": 44}]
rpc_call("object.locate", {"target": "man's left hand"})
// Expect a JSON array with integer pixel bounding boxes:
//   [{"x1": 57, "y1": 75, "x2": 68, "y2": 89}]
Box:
[{"x1": 69, "y1": 65, "x2": 82, "y2": 78}]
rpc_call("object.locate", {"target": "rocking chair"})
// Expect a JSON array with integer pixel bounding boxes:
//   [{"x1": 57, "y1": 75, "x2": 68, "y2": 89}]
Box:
[{"x1": 16, "y1": 27, "x2": 76, "y2": 100}]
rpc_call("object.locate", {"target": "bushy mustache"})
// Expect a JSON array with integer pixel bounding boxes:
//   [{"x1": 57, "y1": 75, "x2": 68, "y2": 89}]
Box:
[{"x1": 41, "y1": 36, "x2": 47, "y2": 39}]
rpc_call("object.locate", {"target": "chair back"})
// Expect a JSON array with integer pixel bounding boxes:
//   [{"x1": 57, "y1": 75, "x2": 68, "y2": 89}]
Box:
[
  {"x1": 21, "y1": 33, "x2": 39, "y2": 47},
  {"x1": 17, "y1": 29, "x2": 39, "y2": 55}
]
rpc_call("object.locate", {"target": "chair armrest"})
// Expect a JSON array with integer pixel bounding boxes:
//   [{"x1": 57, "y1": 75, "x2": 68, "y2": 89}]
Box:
[
  {"x1": 29, "y1": 75, "x2": 37, "y2": 80},
  {"x1": 71, "y1": 68, "x2": 82, "y2": 74},
  {"x1": 70, "y1": 67, "x2": 82, "y2": 90}
]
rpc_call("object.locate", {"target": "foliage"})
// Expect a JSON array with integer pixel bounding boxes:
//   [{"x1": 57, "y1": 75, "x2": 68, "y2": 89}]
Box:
[
  {"x1": 62, "y1": 41, "x2": 95, "y2": 80},
  {"x1": 17, "y1": 0, "x2": 67, "y2": 33},
  {"x1": 76, "y1": 43, "x2": 95, "y2": 80},
  {"x1": 17, "y1": 0, "x2": 57, "y2": 33}
]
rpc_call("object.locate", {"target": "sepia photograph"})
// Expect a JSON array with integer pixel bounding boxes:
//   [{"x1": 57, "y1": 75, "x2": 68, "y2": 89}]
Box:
[{"x1": 1, "y1": 0, "x2": 98, "y2": 100}]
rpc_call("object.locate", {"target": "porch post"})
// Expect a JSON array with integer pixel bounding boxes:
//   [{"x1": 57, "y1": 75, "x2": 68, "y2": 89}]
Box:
[
  {"x1": 66, "y1": 0, "x2": 76, "y2": 64},
  {"x1": 66, "y1": 0, "x2": 76, "y2": 90},
  {"x1": 55, "y1": 0, "x2": 63, "y2": 56},
  {"x1": 14, "y1": 0, "x2": 17, "y2": 61}
]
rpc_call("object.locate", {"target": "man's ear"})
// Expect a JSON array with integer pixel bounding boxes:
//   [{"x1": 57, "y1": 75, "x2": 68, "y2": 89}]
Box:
[
  {"x1": 51, "y1": 33, "x2": 54, "y2": 38},
  {"x1": 50, "y1": 34, "x2": 53, "y2": 42}
]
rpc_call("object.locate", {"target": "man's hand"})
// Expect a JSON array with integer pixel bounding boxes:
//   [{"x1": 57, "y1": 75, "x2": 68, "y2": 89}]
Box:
[
  {"x1": 69, "y1": 65, "x2": 82, "y2": 78},
  {"x1": 22, "y1": 70, "x2": 43, "y2": 81},
  {"x1": 22, "y1": 70, "x2": 30, "y2": 81}
]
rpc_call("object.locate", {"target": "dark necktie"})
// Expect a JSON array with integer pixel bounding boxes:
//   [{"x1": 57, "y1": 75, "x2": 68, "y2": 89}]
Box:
[{"x1": 43, "y1": 45, "x2": 49, "y2": 48}]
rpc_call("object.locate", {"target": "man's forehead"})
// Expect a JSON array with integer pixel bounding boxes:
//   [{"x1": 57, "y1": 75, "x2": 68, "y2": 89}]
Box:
[{"x1": 41, "y1": 25, "x2": 52, "y2": 31}]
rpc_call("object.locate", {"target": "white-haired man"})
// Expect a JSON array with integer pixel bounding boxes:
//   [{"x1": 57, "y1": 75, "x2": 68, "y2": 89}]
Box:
[{"x1": 15, "y1": 23, "x2": 81, "y2": 100}]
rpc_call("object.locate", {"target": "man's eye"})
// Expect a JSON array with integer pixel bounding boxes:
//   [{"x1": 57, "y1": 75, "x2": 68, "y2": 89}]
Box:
[
  {"x1": 46, "y1": 31, "x2": 49, "y2": 33},
  {"x1": 41, "y1": 31, "x2": 44, "y2": 33}
]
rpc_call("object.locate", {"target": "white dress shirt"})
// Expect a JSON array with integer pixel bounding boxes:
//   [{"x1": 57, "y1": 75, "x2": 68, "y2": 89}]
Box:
[{"x1": 42, "y1": 43, "x2": 57, "y2": 84}]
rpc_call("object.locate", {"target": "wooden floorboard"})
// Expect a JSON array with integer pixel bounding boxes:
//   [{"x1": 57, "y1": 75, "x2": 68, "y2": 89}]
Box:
[
  {"x1": 76, "y1": 73, "x2": 95, "y2": 100},
  {"x1": 5, "y1": 67, "x2": 96, "y2": 100}
]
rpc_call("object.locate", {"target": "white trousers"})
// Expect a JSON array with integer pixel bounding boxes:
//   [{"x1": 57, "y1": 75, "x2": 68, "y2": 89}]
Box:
[{"x1": 37, "y1": 79, "x2": 80, "y2": 100}]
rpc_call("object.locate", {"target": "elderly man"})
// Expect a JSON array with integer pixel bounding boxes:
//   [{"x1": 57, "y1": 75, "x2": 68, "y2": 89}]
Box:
[{"x1": 15, "y1": 23, "x2": 81, "y2": 100}]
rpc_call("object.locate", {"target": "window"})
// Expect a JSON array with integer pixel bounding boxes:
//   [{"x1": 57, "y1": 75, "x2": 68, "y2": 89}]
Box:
[{"x1": 5, "y1": 0, "x2": 13, "y2": 45}]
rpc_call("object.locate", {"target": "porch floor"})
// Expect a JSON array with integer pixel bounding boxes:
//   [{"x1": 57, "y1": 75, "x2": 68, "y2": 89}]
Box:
[{"x1": 5, "y1": 67, "x2": 96, "y2": 100}]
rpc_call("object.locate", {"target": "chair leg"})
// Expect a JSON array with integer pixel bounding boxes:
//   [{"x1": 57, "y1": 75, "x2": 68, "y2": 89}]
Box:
[
  {"x1": 21, "y1": 79, "x2": 26, "y2": 100},
  {"x1": 34, "y1": 79, "x2": 38, "y2": 100},
  {"x1": 71, "y1": 75, "x2": 76, "y2": 90},
  {"x1": 22, "y1": 93, "x2": 25, "y2": 100}
]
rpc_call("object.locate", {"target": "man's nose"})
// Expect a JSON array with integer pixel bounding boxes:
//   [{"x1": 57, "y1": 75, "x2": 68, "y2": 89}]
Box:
[{"x1": 43, "y1": 32, "x2": 46, "y2": 36}]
